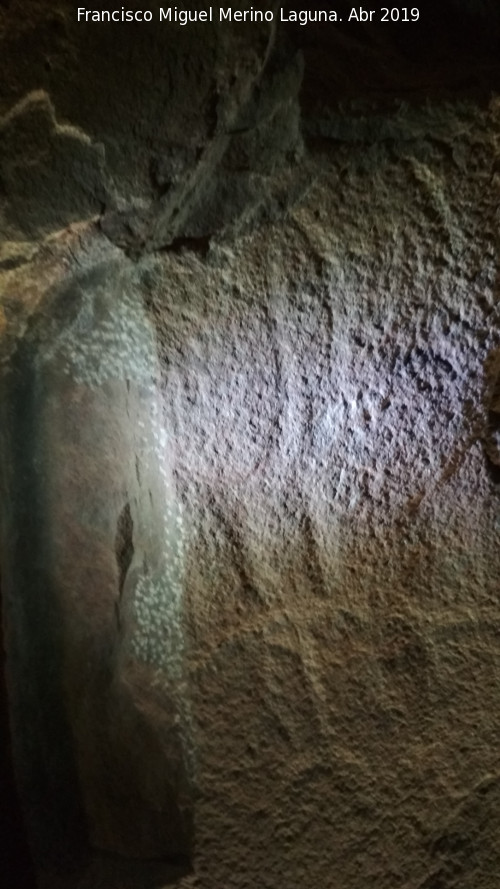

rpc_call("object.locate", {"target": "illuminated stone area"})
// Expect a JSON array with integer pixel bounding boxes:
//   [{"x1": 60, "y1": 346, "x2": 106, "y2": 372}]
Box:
[{"x1": 1, "y1": 2, "x2": 500, "y2": 888}]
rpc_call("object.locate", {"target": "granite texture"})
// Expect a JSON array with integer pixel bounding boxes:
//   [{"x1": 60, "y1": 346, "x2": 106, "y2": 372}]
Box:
[{"x1": 1, "y1": 2, "x2": 500, "y2": 888}]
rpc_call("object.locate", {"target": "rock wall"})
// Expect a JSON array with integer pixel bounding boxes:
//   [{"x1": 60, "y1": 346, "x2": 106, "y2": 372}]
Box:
[
  {"x1": 1, "y1": 245, "x2": 193, "y2": 886},
  {"x1": 1, "y1": 2, "x2": 500, "y2": 888},
  {"x1": 161, "y1": 104, "x2": 500, "y2": 888}
]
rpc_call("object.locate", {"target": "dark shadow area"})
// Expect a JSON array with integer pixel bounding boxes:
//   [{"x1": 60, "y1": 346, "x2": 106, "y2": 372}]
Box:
[
  {"x1": 482, "y1": 348, "x2": 500, "y2": 485},
  {"x1": 0, "y1": 573, "x2": 38, "y2": 889},
  {"x1": 1, "y1": 339, "x2": 91, "y2": 881},
  {"x1": 48, "y1": 852, "x2": 192, "y2": 889},
  {"x1": 281, "y1": 0, "x2": 500, "y2": 109}
]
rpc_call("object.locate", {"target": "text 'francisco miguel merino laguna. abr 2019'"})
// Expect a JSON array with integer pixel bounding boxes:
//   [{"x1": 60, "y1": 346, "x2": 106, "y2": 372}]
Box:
[{"x1": 76, "y1": 7, "x2": 421, "y2": 25}]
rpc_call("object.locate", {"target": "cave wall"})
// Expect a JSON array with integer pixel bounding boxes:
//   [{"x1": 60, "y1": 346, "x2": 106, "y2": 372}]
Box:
[
  {"x1": 1, "y1": 252, "x2": 192, "y2": 870},
  {"x1": 1, "y1": 2, "x2": 500, "y2": 888}
]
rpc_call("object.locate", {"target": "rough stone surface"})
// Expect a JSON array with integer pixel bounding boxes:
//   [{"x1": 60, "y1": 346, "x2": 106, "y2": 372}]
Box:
[
  {"x1": 1, "y1": 2, "x2": 500, "y2": 888},
  {"x1": 153, "y1": 109, "x2": 500, "y2": 887},
  {"x1": 1, "y1": 244, "x2": 194, "y2": 881}
]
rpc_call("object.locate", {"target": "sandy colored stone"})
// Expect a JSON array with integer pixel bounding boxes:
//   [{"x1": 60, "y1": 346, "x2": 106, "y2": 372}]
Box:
[{"x1": 1, "y1": 3, "x2": 500, "y2": 888}]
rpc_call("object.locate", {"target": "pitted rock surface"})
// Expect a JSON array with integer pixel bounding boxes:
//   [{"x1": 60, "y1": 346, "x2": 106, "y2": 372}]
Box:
[{"x1": 1, "y1": 3, "x2": 500, "y2": 889}]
